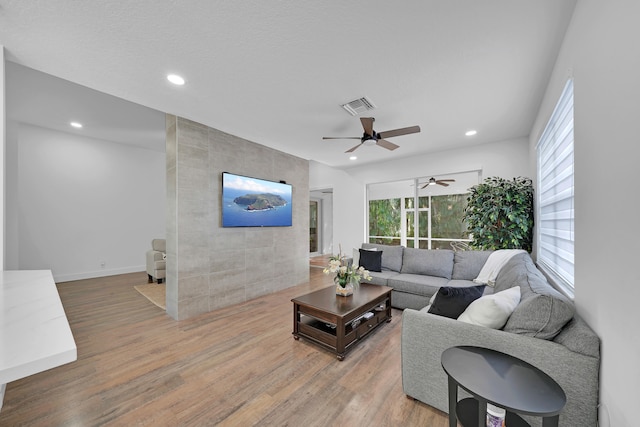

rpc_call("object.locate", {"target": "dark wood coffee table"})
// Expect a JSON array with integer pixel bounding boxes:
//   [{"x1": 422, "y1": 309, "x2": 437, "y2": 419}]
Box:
[{"x1": 292, "y1": 283, "x2": 392, "y2": 360}]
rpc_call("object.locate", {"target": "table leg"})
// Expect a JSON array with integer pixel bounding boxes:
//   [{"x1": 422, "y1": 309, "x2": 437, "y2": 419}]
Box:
[
  {"x1": 543, "y1": 415, "x2": 560, "y2": 427},
  {"x1": 447, "y1": 376, "x2": 458, "y2": 427},
  {"x1": 477, "y1": 399, "x2": 487, "y2": 427},
  {"x1": 292, "y1": 303, "x2": 299, "y2": 338},
  {"x1": 335, "y1": 317, "x2": 345, "y2": 357}
]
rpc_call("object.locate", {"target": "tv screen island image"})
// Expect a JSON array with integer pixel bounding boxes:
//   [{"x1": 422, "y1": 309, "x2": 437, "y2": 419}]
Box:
[{"x1": 222, "y1": 172, "x2": 293, "y2": 227}]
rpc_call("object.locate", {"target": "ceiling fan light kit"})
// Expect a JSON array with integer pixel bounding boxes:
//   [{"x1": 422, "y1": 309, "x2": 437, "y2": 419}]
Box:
[
  {"x1": 420, "y1": 177, "x2": 456, "y2": 189},
  {"x1": 323, "y1": 117, "x2": 421, "y2": 153}
]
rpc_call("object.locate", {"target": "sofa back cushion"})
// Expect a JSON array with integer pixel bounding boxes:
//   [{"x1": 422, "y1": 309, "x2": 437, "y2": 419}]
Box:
[
  {"x1": 496, "y1": 253, "x2": 575, "y2": 340},
  {"x1": 552, "y1": 315, "x2": 600, "y2": 358},
  {"x1": 400, "y1": 248, "x2": 454, "y2": 279},
  {"x1": 452, "y1": 250, "x2": 493, "y2": 280},
  {"x1": 152, "y1": 238, "x2": 166, "y2": 252},
  {"x1": 361, "y1": 243, "x2": 404, "y2": 272}
]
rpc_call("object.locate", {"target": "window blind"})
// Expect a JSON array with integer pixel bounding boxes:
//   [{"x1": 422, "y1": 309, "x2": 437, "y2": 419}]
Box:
[{"x1": 537, "y1": 79, "x2": 574, "y2": 290}]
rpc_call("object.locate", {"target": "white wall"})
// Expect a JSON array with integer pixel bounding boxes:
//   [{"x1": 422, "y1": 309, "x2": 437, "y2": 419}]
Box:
[
  {"x1": 309, "y1": 137, "x2": 530, "y2": 254},
  {"x1": 530, "y1": 2, "x2": 638, "y2": 426},
  {"x1": 7, "y1": 124, "x2": 165, "y2": 282},
  {"x1": 309, "y1": 161, "x2": 365, "y2": 255},
  {"x1": 345, "y1": 137, "x2": 530, "y2": 184},
  {"x1": 0, "y1": 46, "x2": 5, "y2": 270}
]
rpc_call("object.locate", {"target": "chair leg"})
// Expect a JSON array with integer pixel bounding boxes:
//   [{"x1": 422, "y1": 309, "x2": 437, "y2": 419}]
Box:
[
  {"x1": 157, "y1": 278, "x2": 163, "y2": 284},
  {"x1": 148, "y1": 274, "x2": 153, "y2": 283}
]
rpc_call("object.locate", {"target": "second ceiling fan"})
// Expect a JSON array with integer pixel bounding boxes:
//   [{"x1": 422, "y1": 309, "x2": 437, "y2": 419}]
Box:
[
  {"x1": 323, "y1": 117, "x2": 420, "y2": 153},
  {"x1": 420, "y1": 177, "x2": 455, "y2": 188}
]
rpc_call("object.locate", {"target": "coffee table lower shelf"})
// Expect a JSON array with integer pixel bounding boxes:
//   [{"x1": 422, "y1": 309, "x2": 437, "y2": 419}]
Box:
[{"x1": 293, "y1": 309, "x2": 389, "y2": 360}]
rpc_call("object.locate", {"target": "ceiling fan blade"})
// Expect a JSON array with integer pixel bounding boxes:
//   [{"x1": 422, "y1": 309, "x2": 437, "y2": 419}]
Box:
[
  {"x1": 436, "y1": 179, "x2": 456, "y2": 183},
  {"x1": 345, "y1": 143, "x2": 362, "y2": 153},
  {"x1": 376, "y1": 139, "x2": 400, "y2": 151},
  {"x1": 322, "y1": 136, "x2": 361, "y2": 140},
  {"x1": 378, "y1": 125, "x2": 420, "y2": 139},
  {"x1": 360, "y1": 117, "x2": 374, "y2": 136},
  {"x1": 437, "y1": 182, "x2": 450, "y2": 187},
  {"x1": 420, "y1": 183, "x2": 430, "y2": 189}
]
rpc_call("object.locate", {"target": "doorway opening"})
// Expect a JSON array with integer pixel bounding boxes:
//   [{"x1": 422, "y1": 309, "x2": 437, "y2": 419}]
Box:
[{"x1": 309, "y1": 188, "x2": 333, "y2": 257}]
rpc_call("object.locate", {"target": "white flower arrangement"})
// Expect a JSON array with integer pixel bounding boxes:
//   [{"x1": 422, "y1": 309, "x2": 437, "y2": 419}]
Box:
[{"x1": 323, "y1": 247, "x2": 372, "y2": 288}]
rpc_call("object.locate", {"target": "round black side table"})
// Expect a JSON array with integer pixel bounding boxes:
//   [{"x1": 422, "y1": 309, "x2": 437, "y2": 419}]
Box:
[{"x1": 441, "y1": 346, "x2": 566, "y2": 427}]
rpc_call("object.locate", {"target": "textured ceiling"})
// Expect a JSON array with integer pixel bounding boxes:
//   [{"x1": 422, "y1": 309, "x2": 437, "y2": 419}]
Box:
[{"x1": 1, "y1": 1, "x2": 576, "y2": 168}]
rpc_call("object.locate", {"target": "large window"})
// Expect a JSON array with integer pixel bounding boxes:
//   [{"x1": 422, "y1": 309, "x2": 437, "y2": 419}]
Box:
[
  {"x1": 368, "y1": 173, "x2": 478, "y2": 249},
  {"x1": 537, "y1": 79, "x2": 574, "y2": 294}
]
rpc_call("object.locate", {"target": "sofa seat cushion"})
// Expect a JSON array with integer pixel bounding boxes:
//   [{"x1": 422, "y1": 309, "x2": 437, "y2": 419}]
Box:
[
  {"x1": 400, "y1": 248, "x2": 454, "y2": 279},
  {"x1": 387, "y1": 274, "x2": 449, "y2": 297},
  {"x1": 497, "y1": 253, "x2": 576, "y2": 340},
  {"x1": 452, "y1": 250, "x2": 493, "y2": 280},
  {"x1": 367, "y1": 270, "x2": 400, "y2": 286},
  {"x1": 362, "y1": 243, "x2": 404, "y2": 272}
]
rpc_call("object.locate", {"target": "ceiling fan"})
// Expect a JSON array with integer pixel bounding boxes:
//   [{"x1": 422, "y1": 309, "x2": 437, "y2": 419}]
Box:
[
  {"x1": 323, "y1": 117, "x2": 420, "y2": 153},
  {"x1": 420, "y1": 177, "x2": 456, "y2": 188}
]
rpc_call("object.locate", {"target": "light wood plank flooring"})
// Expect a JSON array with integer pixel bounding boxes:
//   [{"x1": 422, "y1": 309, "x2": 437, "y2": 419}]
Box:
[{"x1": 0, "y1": 267, "x2": 448, "y2": 426}]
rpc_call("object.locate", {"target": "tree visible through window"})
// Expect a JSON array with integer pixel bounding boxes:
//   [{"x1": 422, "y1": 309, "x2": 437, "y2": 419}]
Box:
[
  {"x1": 368, "y1": 193, "x2": 470, "y2": 249},
  {"x1": 429, "y1": 194, "x2": 470, "y2": 249},
  {"x1": 368, "y1": 198, "x2": 401, "y2": 245}
]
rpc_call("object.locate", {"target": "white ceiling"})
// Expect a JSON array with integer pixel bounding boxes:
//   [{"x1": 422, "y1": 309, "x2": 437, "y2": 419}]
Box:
[{"x1": 1, "y1": 1, "x2": 576, "y2": 168}]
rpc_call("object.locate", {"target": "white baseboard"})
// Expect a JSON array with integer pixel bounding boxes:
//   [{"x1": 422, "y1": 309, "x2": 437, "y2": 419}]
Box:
[{"x1": 55, "y1": 265, "x2": 146, "y2": 283}]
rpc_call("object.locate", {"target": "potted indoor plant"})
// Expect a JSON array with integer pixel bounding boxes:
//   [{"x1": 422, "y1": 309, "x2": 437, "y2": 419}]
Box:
[{"x1": 463, "y1": 176, "x2": 534, "y2": 252}]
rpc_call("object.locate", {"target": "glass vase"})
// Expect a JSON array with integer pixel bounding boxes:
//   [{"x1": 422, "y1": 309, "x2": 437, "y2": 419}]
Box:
[{"x1": 335, "y1": 282, "x2": 354, "y2": 297}]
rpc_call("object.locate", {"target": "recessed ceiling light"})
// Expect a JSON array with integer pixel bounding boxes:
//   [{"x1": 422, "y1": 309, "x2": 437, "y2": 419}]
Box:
[
  {"x1": 349, "y1": 156, "x2": 357, "y2": 160},
  {"x1": 465, "y1": 130, "x2": 477, "y2": 136},
  {"x1": 167, "y1": 74, "x2": 185, "y2": 85},
  {"x1": 70, "y1": 122, "x2": 83, "y2": 128}
]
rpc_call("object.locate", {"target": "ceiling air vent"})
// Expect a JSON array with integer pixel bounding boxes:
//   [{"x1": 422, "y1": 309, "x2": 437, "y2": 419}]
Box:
[{"x1": 341, "y1": 96, "x2": 376, "y2": 116}]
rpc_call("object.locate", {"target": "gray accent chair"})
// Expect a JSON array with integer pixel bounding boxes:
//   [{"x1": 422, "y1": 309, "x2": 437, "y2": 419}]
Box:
[{"x1": 146, "y1": 238, "x2": 166, "y2": 284}]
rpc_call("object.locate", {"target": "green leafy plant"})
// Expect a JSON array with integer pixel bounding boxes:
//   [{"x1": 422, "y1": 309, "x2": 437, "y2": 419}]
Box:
[{"x1": 463, "y1": 176, "x2": 534, "y2": 252}]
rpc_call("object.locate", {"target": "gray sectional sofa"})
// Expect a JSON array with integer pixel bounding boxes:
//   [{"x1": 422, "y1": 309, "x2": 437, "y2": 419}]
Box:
[
  {"x1": 360, "y1": 243, "x2": 493, "y2": 309},
  {"x1": 357, "y1": 243, "x2": 600, "y2": 427}
]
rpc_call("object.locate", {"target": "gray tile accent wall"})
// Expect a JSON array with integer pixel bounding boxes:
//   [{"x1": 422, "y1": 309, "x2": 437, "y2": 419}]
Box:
[{"x1": 166, "y1": 115, "x2": 310, "y2": 320}]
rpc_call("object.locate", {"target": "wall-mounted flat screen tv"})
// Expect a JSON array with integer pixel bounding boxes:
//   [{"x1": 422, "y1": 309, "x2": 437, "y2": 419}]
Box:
[{"x1": 222, "y1": 172, "x2": 293, "y2": 227}]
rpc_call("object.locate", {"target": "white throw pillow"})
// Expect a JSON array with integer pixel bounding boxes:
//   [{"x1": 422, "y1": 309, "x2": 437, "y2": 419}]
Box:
[
  {"x1": 352, "y1": 248, "x2": 360, "y2": 267},
  {"x1": 457, "y1": 286, "x2": 521, "y2": 329}
]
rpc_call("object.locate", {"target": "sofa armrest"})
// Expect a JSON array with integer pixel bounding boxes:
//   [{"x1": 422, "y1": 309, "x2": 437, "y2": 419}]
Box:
[{"x1": 401, "y1": 309, "x2": 599, "y2": 427}]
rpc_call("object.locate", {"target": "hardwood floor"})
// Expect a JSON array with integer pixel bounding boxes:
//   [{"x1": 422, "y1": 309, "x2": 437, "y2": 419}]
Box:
[
  {"x1": 309, "y1": 254, "x2": 332, "y2": 268},
  {"x1": 0, "y1": 267, "x2": 448, "y2": 426}
]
